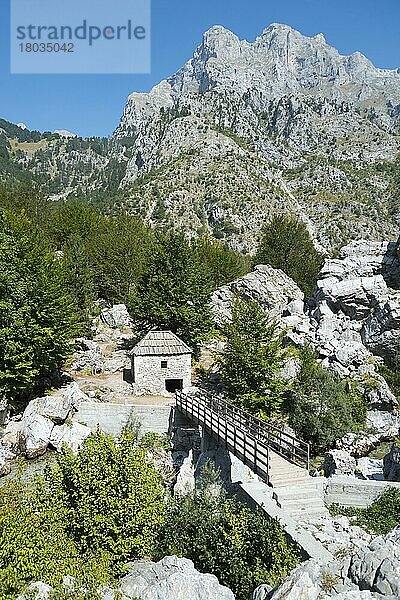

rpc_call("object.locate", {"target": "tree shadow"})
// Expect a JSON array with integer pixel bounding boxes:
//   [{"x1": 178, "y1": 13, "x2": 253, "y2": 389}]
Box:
[{"x1": 381, "y1": 241, "x2": 400, "y2": 290}]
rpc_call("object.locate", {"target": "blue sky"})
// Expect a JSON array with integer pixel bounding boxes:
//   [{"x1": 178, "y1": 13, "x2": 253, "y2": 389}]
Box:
[{"x1": 1, "y1": 0, "x2": 400, "y2": 137}]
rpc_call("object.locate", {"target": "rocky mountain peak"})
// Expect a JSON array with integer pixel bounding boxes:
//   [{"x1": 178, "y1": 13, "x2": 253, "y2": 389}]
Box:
[
  {"x1": 201, "y1": 24, "x2": 240, "y2": 49},
  {"x1": 163, "y1": 22, "x2": 400, "y2": 102}
]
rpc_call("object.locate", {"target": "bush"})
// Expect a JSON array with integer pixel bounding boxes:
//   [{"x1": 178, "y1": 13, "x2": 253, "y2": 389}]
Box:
[
  {"x1": 287, "y1": 347, "x2": 366, "y2": 452},
  {"x1": 0, "y1": 428, "x2": 167, "y2": 598},
  {"x1": 330, "y1": 488, "x2": 400, "y2": 535},
  {"x1": 0, "y1": 480, "x2": 111, "y2": 600},
  {"x1": 255, "y1": 215, "x2": 324, "y2": 297},
  {"x1": 49, "y1": 428, "x2": 166, "y2": 569},
  {"x1": 159, "y1": 463, "x2": 300, "y2": 600}
]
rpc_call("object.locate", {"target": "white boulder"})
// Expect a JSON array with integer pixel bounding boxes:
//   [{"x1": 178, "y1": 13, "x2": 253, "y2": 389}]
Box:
[
  {"x1": 356, "y1": 457, "x2": 384, "y2": 481},
  {"x1": 366, "y1": 410, "x2": 400, "y2": 438},
  {"x1": 101, "y1": 304, "x2": 132, "y2": 329},
  {"x1": 62, "y1": 382, "x2": 91, "y2": 410},
  {"x1": 17, "y1": 581, "x2": 53, "y2": 600},
  {"x1": 119, "y1": 556, "x2": 235, "y2": 600},
  {"x1": 20, "y1": 414, "x2": 54, "y2": 459},
  {"x1": 50, "y1": 421, "x2": 91, "y2": 453},
  {"x1": 173, "y1": 450, "x2": 195, "y2": 496},
  {"x1": 23, "y1": 395, "x2": 72, "y2": 424},
  {"x1": 1, "y1": 420, "x2": 23, "y2": 455},
  {"x1": 210, "y1": 264, "x2": 305, "y2": 326}
]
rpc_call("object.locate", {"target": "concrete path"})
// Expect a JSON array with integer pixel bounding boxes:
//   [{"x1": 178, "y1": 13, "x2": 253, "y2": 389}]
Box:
[{"x1": 240, "y1": 479, "x2": 334, "y2": 563}]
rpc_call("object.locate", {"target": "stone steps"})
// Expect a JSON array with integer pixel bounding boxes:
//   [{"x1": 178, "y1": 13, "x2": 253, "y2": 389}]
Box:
[{"x1": 268, "y1": 450, "x2": 329, "y2": 519}]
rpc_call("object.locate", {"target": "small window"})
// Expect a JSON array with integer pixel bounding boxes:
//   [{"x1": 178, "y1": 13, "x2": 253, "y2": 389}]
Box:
[{"x1": 161, "y1": 360, "x2": 168, "y2": 369}]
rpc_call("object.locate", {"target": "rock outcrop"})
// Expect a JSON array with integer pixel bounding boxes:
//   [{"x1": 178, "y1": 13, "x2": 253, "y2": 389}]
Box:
[
  {"x1": 101, "y1": 304, "x2": 132, "y2": 329},
  {"x1": 71, "y1": 338, "x2": 105, "y2": 374},
  {"x1": 211, "y1": 238, "x2": 400, "y2": 447},
  {"x1": 0, "y1": 383, "x2": 92, "y2": 471},
  {"x1": 310, "y1": 240, "x2": 400, "y2": 371},
  {"x1": 348, "y1": 532, "x2": 400, "y2": 597},
  {"x1": 118, "y1": 556, "x2": 235, "y2": 600},
  {"x1": 17, "y1": 557, "x2": 235, "y2": 600},
  {"x1": 266, "y1": 528, "x2": 400, "y2": 598},
  {"x1": 211, "y1": 264, "x2": 305, "y2": 327}
]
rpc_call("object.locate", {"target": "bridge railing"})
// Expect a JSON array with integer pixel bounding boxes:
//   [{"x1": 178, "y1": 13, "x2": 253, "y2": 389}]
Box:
[{"x1": 176, "y1": 389, "x2": 310, "y2": 476}]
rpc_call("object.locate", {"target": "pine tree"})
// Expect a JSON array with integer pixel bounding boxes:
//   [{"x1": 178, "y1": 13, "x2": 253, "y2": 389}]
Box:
[{"x1": 219, "y1": 299, "x2": 288, "y2": 417}]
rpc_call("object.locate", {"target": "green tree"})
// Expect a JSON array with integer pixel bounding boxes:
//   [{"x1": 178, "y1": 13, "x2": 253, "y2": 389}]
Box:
[
  {"x1": 193, "y1": 236, "x2": 250, "y2": 288},
  {"x1": 0, "y1": 211, "x2": 83, "y2": 404},
  {"x1": 91, "y1": 214, "x2": 155, "y2": 308},
  {"x1": 62, "y1": 234, "x2": 95, "y2": 325},
  {"x1": 255, "y1": 215, "x2": 324, "y2": 297},
  {"x1": 45, "y1": 200, "x2": 101, "y2": 249},
  {"x1": 219, "y1": 299, "x2": 289, "y2": 417},
  {"x1": 134, "y1": 232, "x2": 214, "y2": 348},
  {"x1": 287, "y1": 346, "x2": 366, "y2": 452}
]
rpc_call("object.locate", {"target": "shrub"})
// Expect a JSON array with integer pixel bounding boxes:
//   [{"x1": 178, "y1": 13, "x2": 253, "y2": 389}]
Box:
[
  {"x1": 330, "y1": 488, "x2": 400, "y2": 535},
  {"x1": 0, "y1": 480, "x2": 110, "y2": 600},
  {"x1": 286, "y1": 347, "x2": 367, "y2": 452},
  {"x1": 49, "y1": 428, "x2": 166, "y2": 569},
  {"x1": 0, "y1": 428, "x2": 167, "y2": 598},
  {"x1": 158, "y1": 463, "x2": 300, "y2": 600}
]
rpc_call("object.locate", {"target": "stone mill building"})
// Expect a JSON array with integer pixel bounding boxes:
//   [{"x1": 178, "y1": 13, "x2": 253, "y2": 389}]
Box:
[{"x1": 131, "y1": 330, "x2": 192, "y2": 396}]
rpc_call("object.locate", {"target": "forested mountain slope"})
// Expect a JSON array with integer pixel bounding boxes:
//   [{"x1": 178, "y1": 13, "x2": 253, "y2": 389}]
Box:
[{"x1": 2, "y1": 24, "x2": 400, "y2": 250}]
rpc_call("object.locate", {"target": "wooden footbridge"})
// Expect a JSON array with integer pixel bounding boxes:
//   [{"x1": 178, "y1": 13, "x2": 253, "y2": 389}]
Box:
[
  {"x1": 175, "y1": 389, "x2": 310, "y2": 484},
  {"x1": 175, "y1": 389, "x2": 332, "y2": 561}
]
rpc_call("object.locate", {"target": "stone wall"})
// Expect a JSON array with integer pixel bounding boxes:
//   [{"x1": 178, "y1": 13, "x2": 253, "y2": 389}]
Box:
[
  {"x1": 324, "y1": 476, "x2": 400, "y2": 508},
  {"x1": 74, "y1": 402, "x2": 177, "y2": 437},
  {"x1": 133, "y1": 353, "x2": 192, "y2": 396}
]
